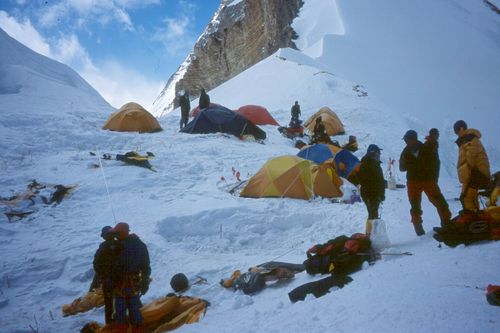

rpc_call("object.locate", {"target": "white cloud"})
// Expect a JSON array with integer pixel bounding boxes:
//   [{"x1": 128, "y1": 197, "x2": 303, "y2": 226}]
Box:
[
  {"x1": 114, "y1": 7, "x2": 134, "y2": 32},
  {"x1": 38, "y1": 2, "x2": 67, "y2": 28},
  {"x1": 81, "y1": 60, "x2": 165, "y2": 109},
  {"x1": 151, "y1": 0, "x2": 199, "y2": 56},
  {"x1": 52, "y1": 34, "x2": 95, "y2": 71},
  {"x1": 38, "y1": 0, "x2": 161, "y2": 31},
  {"x1": 0, "y1": 11, "x2": 51, "y2": 57},
  {"x1": 1, "y1": 11, "x2": 163, "y2": 110},
  {"x1": 153, "y1": 15, "x2": 195, "y2": 56}
]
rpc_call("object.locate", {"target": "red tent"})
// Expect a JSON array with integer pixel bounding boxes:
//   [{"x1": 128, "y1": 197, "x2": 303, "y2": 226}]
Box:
[
  {"x1": 236, "y1": 105, "x2": 279, "y2": 126},
  {"x1": 189, "y1": 103, "x2": 222, "y2": 118}
]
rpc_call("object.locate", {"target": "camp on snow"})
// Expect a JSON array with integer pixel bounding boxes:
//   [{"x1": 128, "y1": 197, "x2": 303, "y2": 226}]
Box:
[
  {"x1": 181, "y1": 105, "x2": 266, "y2": 140},
  {"x1": 236, "y1": 105, "x2": 279, "y2": 126},
  {"x1": 297, "y1": 144, "x2": 360, "y2": 180},
  {"x1": 304, "y1": 107, "x2": 345, "y2": 136},
  {"x1": 240, "y1": 155, "x2": 343, "y2": 200},
  {"x1": 102, "y1": 102, "x2": 162, "y2": 133}
]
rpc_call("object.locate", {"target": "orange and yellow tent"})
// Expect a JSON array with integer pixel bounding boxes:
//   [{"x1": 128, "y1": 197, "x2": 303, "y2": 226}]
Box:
[
  {"x1": 304, "y1": 107, "x2": 345, "y2": 136},
  {"x1": 240, "y1": 156, "x2": 343, "y2": 200},
  {"x1": 103, "y1": 102, "x2": 162, "y2": 133}
]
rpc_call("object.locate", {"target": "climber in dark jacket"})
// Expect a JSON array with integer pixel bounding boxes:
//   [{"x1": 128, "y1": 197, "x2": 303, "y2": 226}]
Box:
[
  {"x1": 400, "y1": 130, "x2": 451, "y2": 236},
  {"x1": 179, "y1": 90, "x2": 191, "y2": 130},
  {"x1": 110, "y1": 222, "x2": 151, "y2": 333},
  {"x1": 311, "y1": 117, "x2": 330, "y2": 144},
  {"x1": 289, "y1": 101, "x2": 302, "y2": 128},
  {"x1": 423, "y1": 128, "x2": 440, "y2": 181},
  {"x1": 291, "y1": 101, "x2": 301, "y2": 119},
  {"x1": 199, "y1": 88, "x2": 210, "y2": 110},
  {"x1": 93, "y1": 226, "x2": 120, "y2": 325},
  {"x1": 358, "y1": 144, "x2": 385, "y2": 235}
]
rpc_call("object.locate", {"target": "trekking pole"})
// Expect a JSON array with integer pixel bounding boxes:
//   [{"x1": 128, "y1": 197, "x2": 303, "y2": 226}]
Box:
[
  {"x1": 269, "y1": 241, "x2": 305, "y2": 261},
  {"x1": 96, "y1": 147, "x2": 117, "y2": 223},
  {"x1": 357, "y1": 251, "x2": 413, "y2": 256}
]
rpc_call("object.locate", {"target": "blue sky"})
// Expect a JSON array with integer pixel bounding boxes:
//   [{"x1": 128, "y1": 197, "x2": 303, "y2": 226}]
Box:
[{"x1": 0, "y1": 0, "x2": 220, "y2": 108}]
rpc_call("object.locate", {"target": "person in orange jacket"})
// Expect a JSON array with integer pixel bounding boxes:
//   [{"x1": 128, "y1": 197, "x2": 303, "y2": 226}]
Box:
[{"x1": 453, "y1": 120, "x2": 491, "y2": 212}]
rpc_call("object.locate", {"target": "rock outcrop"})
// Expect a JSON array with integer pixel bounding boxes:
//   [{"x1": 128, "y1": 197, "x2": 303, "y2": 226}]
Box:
[{"x1": 151, "y1": 0, "x2": 303, "y2": 117}]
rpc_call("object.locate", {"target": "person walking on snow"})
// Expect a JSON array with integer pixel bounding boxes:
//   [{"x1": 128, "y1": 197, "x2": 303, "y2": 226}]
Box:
[
  {"x1": 93, "y1": 226, "x2": 120, "y2": 325},
  {"x1": 453, "y1": 120, "x2": 491, "y2": 212},
  {"x1": 399, "y1": 130, "x2": 451, "y2": 236},
  {"x1": 358, "y1": 144, "x2": 385, "y2": 235},
  {"x1": 179, "y1": 90, "x2": 190, "y2": 130},
  {"x1": 110, "y1": 222, "x2": 151, "y2": 333},
  {"x1": 289, "y1": 101, "x2": 302, "y2": 128},
  {"x1": 198, "y1": 88, "x2": 210, "y2": 110}
]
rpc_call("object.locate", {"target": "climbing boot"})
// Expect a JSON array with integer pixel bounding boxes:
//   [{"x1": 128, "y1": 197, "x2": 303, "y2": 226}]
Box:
[{"x1": 413, "y1": 222, "x2": 425, "y2": 236}]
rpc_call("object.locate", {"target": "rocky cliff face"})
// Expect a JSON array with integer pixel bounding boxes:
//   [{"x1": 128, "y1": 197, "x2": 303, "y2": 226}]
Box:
[{"x1": 151, "y1": 0, "x2": 303, "y2": 117}]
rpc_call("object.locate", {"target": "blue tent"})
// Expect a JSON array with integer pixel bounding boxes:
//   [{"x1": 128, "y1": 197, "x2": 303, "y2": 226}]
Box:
[
  {"x1": 297, "y1": 144, "x2": 335, "y2": 164},
  {"x1": 333, "y1": 149, "x2": 360, "y2": 179},
  {"x1": 297, "y1": 144, "x2": 360, "y2": 179},
  {"x1": 181, "y1": 106, "x2": 266, "y2": 140}
]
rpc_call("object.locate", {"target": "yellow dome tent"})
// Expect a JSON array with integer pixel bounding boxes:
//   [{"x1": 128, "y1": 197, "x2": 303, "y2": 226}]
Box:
[
  {"x1": 103, "y1": 102, "x2": 162, "y2": 133},
  {"x1": 304, "y1": 107, "x2": 345, "y2": 136},
  {"x1": 240, "y1": 156, "x2": 343, "y2": 200}
]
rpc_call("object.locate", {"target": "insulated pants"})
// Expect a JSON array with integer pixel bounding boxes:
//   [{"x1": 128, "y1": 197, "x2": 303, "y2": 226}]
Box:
[
  {"x1": 179, "y1": 116, "x2": 188, "y2": 129},
  {"x1": 114, "y1": 295, "x2": 143, "y2": 326},
  {"x1": 407, "y1": 180, "x2": 451, "y2": 224},
  {"x1": 363, "y1": 197, "x2": 381, "y2": 219},
  {"x1": 460, "y1": 185, "x2": 479, "y2": 212},
  {"x1": 104, "y1": 292, "x2": 113, "y2": 325}
]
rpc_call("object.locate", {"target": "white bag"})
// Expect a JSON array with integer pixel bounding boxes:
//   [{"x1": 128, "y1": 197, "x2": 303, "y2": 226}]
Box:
[
  {"x1": 387, "y1": 174, "x2": 397, "y2": 190},
  {"x1": 369, "y1": 219, "x2": 391, "y2": 251}
]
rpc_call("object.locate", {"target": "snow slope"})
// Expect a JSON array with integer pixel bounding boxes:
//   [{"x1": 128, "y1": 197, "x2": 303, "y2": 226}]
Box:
[
  {"x1": 294, "y1": 0, "x2": 500, "y2": 161},
  {"x1": 0, "y1": 28, "x2": 113, "y2": 160},
  {"x1": 0, "y1": 3, "x2": 499, "y2": 333}
]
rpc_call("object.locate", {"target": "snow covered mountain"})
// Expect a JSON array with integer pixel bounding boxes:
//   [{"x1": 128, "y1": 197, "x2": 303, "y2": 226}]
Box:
[
  {"x1": 0, "y1": 28, "x2": 113, "y2": 158},
  {"x1": 293, "y1": 0, "x2": 500, "y2": 156},
  {"x1": 0, "y1": 1, "x2": 499, "y2": 333},
  {"x1": 151, "y1": 0, "x2": 303, "y2": 117}
]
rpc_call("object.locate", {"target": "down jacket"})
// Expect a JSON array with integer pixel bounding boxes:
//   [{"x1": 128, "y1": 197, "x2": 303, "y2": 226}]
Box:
[{"x1": 456, "y1": 129, "x2": 490, "y2": 188}]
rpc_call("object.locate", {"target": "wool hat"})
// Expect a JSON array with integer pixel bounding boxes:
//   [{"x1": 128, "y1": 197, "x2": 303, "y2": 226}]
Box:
[
  {"x1": 367, "y1": 144, "x2": 382, "y2": 153},
  {"x1": 403, "y1": 130, "x2": 418, "y2": 140},
  {"x1": 101, "y1": 226, "x2": 112, "y2": 238},
  {"x1": 453, "y1": 120, "x2": 467, "y2": 134}
]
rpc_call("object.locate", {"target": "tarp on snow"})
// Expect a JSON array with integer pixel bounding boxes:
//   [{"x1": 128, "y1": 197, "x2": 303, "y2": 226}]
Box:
[{"x1": 181, "y1": 105, "x2": 266, "y2": 140}]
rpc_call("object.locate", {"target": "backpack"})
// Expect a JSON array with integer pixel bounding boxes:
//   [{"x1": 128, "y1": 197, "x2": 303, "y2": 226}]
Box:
[
  {"x1": 434, "y1": 210, "x2": 500, "y2": 247},
  {"x1": 303, "y1": 234, "x2": 372, "y2": 275},
  {"x1": 233, "y1": 271, "x2": 266, "y2": 294}
]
